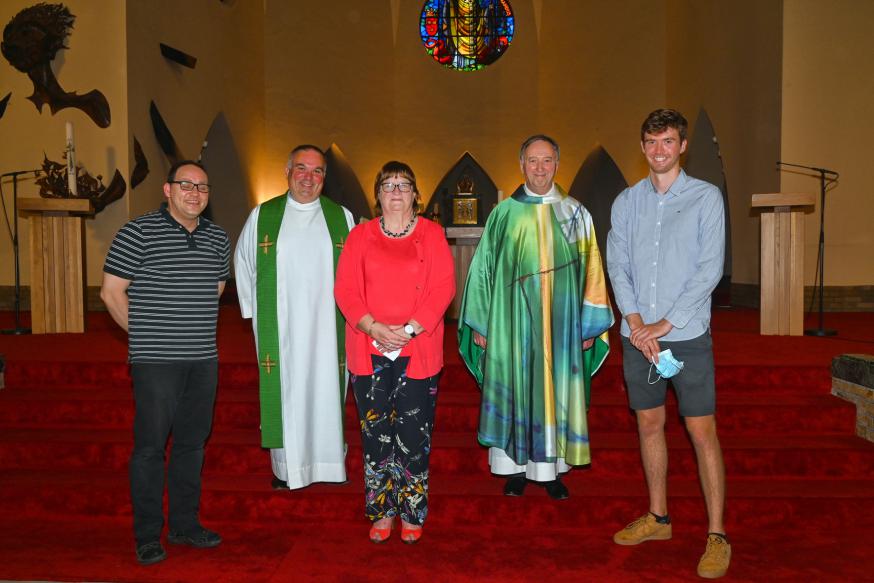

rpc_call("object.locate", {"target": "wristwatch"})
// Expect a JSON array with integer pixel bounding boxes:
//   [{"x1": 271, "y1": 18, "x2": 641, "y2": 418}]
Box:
[{"x1": 404, "y1": 323, "x2": 417, "y2": 338}]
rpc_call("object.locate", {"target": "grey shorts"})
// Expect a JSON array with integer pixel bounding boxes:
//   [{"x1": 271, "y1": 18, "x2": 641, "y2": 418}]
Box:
[{"x1": 621, "y1": 331, "x2": 716, "y2": 417}]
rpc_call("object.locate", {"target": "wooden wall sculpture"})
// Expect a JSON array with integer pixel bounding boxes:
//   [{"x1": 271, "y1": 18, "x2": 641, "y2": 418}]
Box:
[
  {"x1": 1, "y1": 3, "x2": 111, "y2": 128},
  {"x1": 0, "y1": 92, "x2": 10, "y2": 119},
  {"x1": 36, "y1": 155, "x2": 125, "y2": 214},
  {"x1": 159, "y1": 43, "x2": 197, "y2": 69},
  {"x1": 149, "y1": 100, "x2": 183, "y2": 164},
  {"x1": 130, "y1": 136, "x2": 149, "y2": 189}
]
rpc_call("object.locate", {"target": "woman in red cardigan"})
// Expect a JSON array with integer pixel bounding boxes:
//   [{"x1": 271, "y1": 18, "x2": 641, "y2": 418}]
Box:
[{"x1": 334, "y1": 161, "x2": 455, "y2": 544}]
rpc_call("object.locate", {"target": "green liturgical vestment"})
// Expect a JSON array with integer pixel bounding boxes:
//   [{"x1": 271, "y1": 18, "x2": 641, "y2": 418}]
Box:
[
  {"x1": 458, "y1": 186, "x2": 613, "y2": 467},
  {"x1": 255, "y1": 193, "x2": 349, "y2": 448}
]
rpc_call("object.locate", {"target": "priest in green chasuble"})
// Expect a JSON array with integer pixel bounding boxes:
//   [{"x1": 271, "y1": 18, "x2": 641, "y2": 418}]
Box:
[
  {"x1": 235, "y1": 145, "x2": 355, "y2": 489},
  {"x1": 458, "y1": 135, "x2": 613, "y2": 499}
]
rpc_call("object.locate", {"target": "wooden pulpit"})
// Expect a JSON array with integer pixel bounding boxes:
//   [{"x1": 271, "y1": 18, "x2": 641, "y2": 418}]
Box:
[
  {"x1": 18, "y1": 198, "x2": 93, "y2": 334},
  {"x1": 751, "y1": 193, "x2": 815, "y2": 336}
]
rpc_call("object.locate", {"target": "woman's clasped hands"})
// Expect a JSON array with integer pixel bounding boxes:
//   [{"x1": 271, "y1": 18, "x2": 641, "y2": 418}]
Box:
[{"x1": 369, "y1": 321, "x2": 412, "y2": 353}]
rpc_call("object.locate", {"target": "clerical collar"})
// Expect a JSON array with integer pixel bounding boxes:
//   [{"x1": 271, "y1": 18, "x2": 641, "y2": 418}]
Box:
[
  {"x1": 522, "y1": 183, "x2": 562, "y2": 203},
  {"x1": 285, "y1": 191, "x2": 321, "y2": 210}
]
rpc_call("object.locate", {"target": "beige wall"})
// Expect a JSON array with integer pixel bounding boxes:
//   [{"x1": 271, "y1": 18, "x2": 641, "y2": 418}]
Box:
[
  {"x1": 666, "y1": 0, "x2": 783, "y2": 284},
  {"x1": 537, "y1": 1, "x2": 665, "y2": 188},
  {"x1": 0, "y1": 0, "x2": 266, "y2": 288},
  {"x1": 262, "y1": 1, "x2": 665, "y2": 210},
  {"x1": 781, "y1": 0, "x2": 874, "y2": 285},
  {"x1": 2, "y1": 0, "x2": 871, "y2": 291},
  {"x1": 0, "y1": 0, "x2": 129, "y2": 287},
  {"x1": 125, "y1": 0, "x2": 265, "y2": 242}
]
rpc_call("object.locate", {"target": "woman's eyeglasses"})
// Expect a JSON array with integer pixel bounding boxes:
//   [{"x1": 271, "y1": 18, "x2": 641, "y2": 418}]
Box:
[{"x1": 380, "y1": 182, "x2": 413, "y2": 193}]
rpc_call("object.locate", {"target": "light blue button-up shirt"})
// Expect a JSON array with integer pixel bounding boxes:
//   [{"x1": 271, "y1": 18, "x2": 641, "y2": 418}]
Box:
[{"x1": 606, "y1": 169, "x2": 725, "y2": 341}]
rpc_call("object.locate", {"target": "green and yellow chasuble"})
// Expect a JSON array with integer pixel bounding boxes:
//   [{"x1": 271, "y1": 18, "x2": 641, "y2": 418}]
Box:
[
  {"x1": 458, "y1": 186, "x2": 613, "y2": 466},
  {"x1": 255, "y1": 192, "x2": 349, "y2": 448}
]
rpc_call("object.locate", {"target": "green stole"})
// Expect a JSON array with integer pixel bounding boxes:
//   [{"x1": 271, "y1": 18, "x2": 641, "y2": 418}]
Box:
[{"x1": 255, "y1": 192, "x2": 349, "y2": 448}]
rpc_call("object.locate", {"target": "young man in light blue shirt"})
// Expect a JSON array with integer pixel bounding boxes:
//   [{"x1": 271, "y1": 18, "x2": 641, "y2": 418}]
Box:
[{"x1": 606, "y1": 109, "x2": 730, "y2": 579}]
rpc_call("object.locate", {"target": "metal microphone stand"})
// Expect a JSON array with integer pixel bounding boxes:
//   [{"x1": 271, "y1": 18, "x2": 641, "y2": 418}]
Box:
[
  {"x1": 2, "y1": 170, "x2": 38, "y2": 335},
  {"x1": 777, "y1": 161, "x2": 838, "y2": 337}
]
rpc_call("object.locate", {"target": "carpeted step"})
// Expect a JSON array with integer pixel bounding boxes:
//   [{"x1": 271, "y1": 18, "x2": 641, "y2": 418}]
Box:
[
  {"x1": 2, "y1": 428, "x2": 872, "y2": 479},
  {"x1": 3, "y1": 308, "x2": 873, "y2": 582},
  {"x1": 0, "y1": 385, "x2": 855, "y2": 436},
  {"x1": 1, "y1": 468, "x2": 872, "y2": 532},
  {"x1": 0, "y1": 514, "x2": 868, "y2": 583},
  {"x1": 2, "y1": 359, "x2": 833, "y2": 393},
  {"x1": 436, "y1": 362, "x2": 833, "y2": 395}
]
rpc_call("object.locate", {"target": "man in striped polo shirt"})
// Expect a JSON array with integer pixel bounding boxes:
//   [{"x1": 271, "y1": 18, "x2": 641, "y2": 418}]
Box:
[{"x1": 101, "y1": 160, "x2": 231, "y2": 566}]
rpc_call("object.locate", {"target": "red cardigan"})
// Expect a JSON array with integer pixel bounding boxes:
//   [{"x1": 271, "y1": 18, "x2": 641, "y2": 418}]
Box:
[{"x1": 334, "y1": 217, "x2": 455, "y2": 378}]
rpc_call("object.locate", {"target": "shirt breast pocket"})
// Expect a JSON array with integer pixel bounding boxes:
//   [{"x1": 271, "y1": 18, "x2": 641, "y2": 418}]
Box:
[{"x1": 662, "y1": 208, "x2": 698, "y2": 257}]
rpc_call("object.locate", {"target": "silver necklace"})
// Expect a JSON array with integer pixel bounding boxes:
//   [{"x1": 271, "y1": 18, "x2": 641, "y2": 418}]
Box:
[{"x1": 380, "y1": 214, "x2": 417, "y2": 238}]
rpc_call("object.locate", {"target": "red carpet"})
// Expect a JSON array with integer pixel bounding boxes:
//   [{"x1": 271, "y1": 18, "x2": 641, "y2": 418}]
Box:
[{"x1": 1, "y1": 306, "x2": 873, "y2": 582}]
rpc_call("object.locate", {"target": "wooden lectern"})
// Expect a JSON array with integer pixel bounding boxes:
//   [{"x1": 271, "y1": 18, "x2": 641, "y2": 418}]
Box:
[
  {"x1": 751, "y1": 193, "x2": 815, "y2": 335},
  {"x1": 445, "y1": 226, "x2": 483, "y2": 319},
  {"x1": 18, "y1": 198, "x2": 93, "y2": 334}
]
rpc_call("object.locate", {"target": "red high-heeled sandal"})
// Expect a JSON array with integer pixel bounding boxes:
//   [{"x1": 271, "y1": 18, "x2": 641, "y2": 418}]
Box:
[
  {"x1": 400, "y1": 523, "x2": 422, "y2": 544},
  {"x1": 369, "y1": 519, "x2": 394, "y2": 543}
]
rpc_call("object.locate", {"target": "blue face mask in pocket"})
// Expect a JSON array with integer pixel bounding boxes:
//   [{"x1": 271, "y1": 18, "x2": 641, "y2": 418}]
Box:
[{"x1": 647, "y1": 348, "x2": 684, "y2": 384}]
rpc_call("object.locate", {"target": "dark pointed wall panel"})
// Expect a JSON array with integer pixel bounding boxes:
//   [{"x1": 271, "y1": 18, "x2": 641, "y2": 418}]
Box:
[
  {"x1": 568, "y1": 145, "x2": 628, "y2": 255},
  {"x1": 427, "y1": 152, "x2": 498, "y2": 226},
  {"x1": 323, "y1": 144, "x2": 370, "y2": 223},
  {"x1": 685, "y1": 108, "x2": 732, "y2": 279},
  {"x1": 200, "y1": 112, "x2": 249, "y2": 250}
]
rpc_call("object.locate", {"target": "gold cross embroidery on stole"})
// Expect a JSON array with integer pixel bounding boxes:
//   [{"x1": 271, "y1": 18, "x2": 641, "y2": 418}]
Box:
[
  {"x1": 260, "y1": 353, "x2": 276, "y2": 374},
  {"x1": 259, "y1": 234, "x2": 274, "y2": 255}
]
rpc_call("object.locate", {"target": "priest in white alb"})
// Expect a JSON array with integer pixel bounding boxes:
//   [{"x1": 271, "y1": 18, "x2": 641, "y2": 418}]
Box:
[{"x1": 235, "y1": 145, "x2": 355, "y2": 489}]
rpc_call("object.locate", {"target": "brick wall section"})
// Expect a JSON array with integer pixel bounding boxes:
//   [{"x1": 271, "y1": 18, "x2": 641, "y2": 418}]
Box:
[{"x1": 831, "y1": 354, "x2": 874, "y2": 442}]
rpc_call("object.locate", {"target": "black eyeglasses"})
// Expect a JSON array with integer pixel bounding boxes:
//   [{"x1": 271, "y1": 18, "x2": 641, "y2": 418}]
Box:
[{"x1": 170, "y1": 180, "x2": 211, "y2": 193}]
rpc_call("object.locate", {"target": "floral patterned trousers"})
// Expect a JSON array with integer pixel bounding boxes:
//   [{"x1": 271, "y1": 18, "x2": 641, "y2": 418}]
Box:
[{"x1": 351, "y1": 355, "x2": 439, "y2": 526}]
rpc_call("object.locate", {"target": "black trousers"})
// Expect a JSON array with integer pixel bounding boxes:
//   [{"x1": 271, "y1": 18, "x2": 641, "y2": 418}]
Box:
[
  {"x1": 129, "y1": 360, "x2": 217, "y2": 546},
  {"x1": 352, "y1": 355, "x2": 439, "y2": 526}
]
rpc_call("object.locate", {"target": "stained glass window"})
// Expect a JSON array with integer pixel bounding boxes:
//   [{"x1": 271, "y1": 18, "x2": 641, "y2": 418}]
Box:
[{"x1": 420, "y1": 0, "x2": 515, "y2": 72}]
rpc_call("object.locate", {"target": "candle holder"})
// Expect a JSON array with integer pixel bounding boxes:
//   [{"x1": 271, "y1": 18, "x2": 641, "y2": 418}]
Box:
[{"x1": 35, "y1": 154, "x2": 125, "y2": 214}]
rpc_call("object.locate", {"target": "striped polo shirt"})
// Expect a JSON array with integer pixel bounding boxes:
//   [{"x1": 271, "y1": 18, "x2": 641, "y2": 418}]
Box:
[{"x1": 103, "y1": 203, "x2": 231, "y2": 362}]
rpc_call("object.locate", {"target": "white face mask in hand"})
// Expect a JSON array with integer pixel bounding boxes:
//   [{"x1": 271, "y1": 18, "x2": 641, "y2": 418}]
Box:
[{"x1": 647, "y1": 348, "x2": 684, "y2": 384}]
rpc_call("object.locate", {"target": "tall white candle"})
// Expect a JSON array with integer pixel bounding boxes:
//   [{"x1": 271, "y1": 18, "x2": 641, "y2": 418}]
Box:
[{"x1": 65, "y1": 121, "x2": 77, "y2": 196}]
